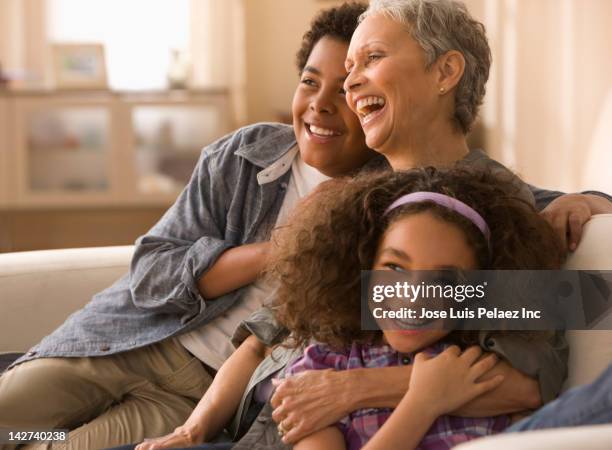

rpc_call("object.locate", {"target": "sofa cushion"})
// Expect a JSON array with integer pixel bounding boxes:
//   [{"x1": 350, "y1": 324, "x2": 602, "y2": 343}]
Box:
[
  {"x1": 562, "y1": 214, "x2": 612, "y2": 390},
  {"x1": 454, "y1": 424, "x2": 612, "y2": 450},
  {"x1": 0, "y1": 246, "x2": 134, "y2": 352}
]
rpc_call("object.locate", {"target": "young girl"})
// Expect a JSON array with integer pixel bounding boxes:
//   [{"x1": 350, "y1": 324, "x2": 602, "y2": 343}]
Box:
[{"x1": 269, "y1": 167, "x2": 565, "y2": 450}]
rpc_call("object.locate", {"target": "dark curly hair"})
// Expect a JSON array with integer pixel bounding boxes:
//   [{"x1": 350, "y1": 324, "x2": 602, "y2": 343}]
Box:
[
  {"x1": 268, "y1": 167, "x2": 565, "y2": 350},
  {"x1": 295, "y1": 2, "x2": 368, "y2": 73}
]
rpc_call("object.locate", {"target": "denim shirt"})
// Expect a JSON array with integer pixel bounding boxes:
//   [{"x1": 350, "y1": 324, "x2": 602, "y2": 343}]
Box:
[{"x1": 11, "y1": 123, "x2": 300, "y2": 367}]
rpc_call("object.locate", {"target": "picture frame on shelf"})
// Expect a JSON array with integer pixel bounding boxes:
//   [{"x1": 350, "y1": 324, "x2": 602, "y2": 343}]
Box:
[{"x1": 51, "y1": 43, "x2": 108, "y2": 90}]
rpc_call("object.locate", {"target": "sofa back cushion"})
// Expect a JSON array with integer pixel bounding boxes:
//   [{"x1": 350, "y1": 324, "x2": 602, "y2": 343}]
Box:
[{"x1": 563, "y1": 214, "x2": 612, "y2": 390}]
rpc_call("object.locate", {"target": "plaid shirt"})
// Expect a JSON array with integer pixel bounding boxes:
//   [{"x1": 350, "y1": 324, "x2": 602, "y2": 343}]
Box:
[{"x1": 286, "y1": 342, "x2": 510, "y2": 450}]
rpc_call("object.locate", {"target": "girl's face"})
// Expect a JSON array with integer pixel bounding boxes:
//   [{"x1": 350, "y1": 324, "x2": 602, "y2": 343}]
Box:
[
  {"x1": 344, "y1": 14, "x2": 441, "y2": 156},
  {"x1": 292, "y1": 36, "x2": 376, "y2": 177},
  {"x1": 372, "y1": 211, "x2": 478, "y2": 354}
]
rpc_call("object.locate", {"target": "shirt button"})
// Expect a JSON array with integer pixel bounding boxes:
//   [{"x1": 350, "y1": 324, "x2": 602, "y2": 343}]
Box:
[
  {"x1": 401, "y1": 356, "x2": 411, "y2": 365},
  {"x1": 100, "y1": 345, "x2": 111, "y2": 352}
]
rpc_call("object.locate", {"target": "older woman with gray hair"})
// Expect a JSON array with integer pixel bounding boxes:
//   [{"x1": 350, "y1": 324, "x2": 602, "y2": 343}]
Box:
[{"x1": 342, "y1": 0, "x2": 611, "y2": 244}]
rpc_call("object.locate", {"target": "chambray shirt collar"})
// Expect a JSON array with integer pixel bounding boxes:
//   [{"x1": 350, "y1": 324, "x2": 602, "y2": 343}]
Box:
[
  {"x1": 234, "y1": 123, "x2": 297, "y2": 170},
  {"x1": 256, "y1": 146, "x2": 298, "y2": 185}
]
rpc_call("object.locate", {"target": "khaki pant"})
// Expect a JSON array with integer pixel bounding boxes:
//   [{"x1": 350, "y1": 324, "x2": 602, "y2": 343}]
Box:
[{"x1": 0, "y1": 339, "x2": 213, "y2": 450}]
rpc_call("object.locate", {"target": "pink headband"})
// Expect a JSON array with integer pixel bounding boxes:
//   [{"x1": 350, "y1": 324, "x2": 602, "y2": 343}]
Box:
[{"x1": 384, "y1": 191, "x2": 491, "y2": 242}]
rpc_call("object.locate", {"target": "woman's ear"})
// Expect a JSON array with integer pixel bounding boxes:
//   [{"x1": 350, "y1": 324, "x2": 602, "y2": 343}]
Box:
[{"x1": 436, "y1": 50, "x2": 465, "y2": 94}]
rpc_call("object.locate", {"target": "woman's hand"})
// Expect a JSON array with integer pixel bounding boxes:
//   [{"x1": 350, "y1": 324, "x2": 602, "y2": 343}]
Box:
[
  {"x1": 405, "y1": 346, "x2": 504, "y2": 417},
  {"x1": 270, "y1": 369, "x2": 350, "y2": 444},
  {"x1": 134, "y1": 425, "x2": 203, "y2": 450},
  {"x1": 540, "y1": 193, "x2": 612, "y2": 251}
]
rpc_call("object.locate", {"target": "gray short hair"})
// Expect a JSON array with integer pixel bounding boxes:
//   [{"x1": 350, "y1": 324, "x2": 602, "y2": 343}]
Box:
[{"x1": 361, "y1": 0, "x2": 491, "y2": 134}]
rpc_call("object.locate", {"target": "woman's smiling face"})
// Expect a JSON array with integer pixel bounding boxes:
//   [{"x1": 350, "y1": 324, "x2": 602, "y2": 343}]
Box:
[
  {"x1": 292, "y1": 36, "x2": 375, "y2": 177},
  {"x1": 344, "y1": 14, "x2": 441, "y2": 155}
]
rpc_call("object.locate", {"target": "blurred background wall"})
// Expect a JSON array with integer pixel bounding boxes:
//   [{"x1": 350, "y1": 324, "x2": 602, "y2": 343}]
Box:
[
  {"x1": 0, "y1": 0, "x2": 610, "y2": 252},
  {"x1": 469, "y1": 0, "x2": 612, "y2": 194}
]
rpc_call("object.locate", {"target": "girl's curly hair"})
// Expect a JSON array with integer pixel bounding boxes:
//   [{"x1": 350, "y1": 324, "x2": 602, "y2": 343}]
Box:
[{"x1": 268, "y1": 166, "x2": 565, "y2": 350}]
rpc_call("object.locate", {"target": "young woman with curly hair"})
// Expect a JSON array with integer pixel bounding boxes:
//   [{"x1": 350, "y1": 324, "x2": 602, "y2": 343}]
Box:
[{"x1": 269, "y1": 167, "x2": 565, "y2": 450}]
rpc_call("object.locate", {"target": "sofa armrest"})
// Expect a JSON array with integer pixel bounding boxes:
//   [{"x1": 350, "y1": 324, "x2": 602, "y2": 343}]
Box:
[{"x1": 0, "y1": 246, "x2": 133, "y2": 352}]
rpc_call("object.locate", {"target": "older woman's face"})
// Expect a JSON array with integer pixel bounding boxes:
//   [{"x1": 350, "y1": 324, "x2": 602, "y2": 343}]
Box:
[{"x1": 344, "y1": 14, "x2": 440, "y2": 154}]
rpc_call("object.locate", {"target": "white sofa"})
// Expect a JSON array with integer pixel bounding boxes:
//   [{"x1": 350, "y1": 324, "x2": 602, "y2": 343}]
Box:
[
  {"x1": 1, "y1": 215, "x2": 612, "y2": 448},
  {"x1": 0, "y1": 245, "x2": 135, "y2": 353}
]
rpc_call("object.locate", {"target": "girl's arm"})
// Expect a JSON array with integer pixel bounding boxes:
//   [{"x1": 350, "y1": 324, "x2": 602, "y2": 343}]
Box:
[
  {"x1": 363, "y1": 346, "x2": 504, "y2": 450},
  {"x1": 362, "y1": 396, "x2": 438, "y2": 450},
  {"x1": 135, "y1": 335, "x2": 267, "y2": 450},
  {"x1": 294, "y1": 427, "x2": 346, "y2": 450}
]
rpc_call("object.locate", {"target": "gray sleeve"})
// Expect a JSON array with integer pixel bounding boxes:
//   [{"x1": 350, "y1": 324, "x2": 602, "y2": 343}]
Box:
[
  {"x1": 479, "y1": 331, "x2": 569, "y2": 404},
  {"x1": 528, "y1": 184, "x2": 612, "y2": 211},
  {"x1": 232, "y1": 305, "x2": 289, "y2": 348},
  {"x1": 462, "y1": 149, "x2": 612, "y2": 211},
  {"x1": 128, "y1": 131, "x2": 240, "y2": 315},
  {"x1": 528, "y1": 185, "x2": 565, "y2": 211}
]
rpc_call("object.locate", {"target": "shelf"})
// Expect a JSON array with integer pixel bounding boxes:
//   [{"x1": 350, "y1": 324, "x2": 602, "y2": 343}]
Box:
[{"x1": 0, "y1": 89, "x2": 231, "y2": 209}]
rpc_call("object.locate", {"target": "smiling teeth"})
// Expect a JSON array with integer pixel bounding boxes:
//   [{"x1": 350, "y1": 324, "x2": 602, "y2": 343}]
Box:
[
  {"x1": 395, "y1": 316, "x2": 431, "y2": 327},
  {"x1": 356, "y1": 96, "x2": 386, "y2": 116},
  {"x1": 310, "y1": 125, "x2": 339, "y2": 136}
]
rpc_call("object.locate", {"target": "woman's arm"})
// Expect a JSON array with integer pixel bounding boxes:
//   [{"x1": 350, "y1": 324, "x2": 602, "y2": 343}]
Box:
[
  {"x1": 452, "y1": 359, "x2": 541, "y2": 416},
  {"x1": 135, "y1": 335, "x2": 268, "y2": 450},
  {"x1": 272, "y1": 356, "x2": 537, "y2": 443},
  {"x1": 341, "y1": 360, "x2": 538, "y2": 413}
]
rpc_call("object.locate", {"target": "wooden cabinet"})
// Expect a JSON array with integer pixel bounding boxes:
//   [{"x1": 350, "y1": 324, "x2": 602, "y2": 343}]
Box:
[{"x1": 0, "y1": 89, "x2": 231, "y2": 251}]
